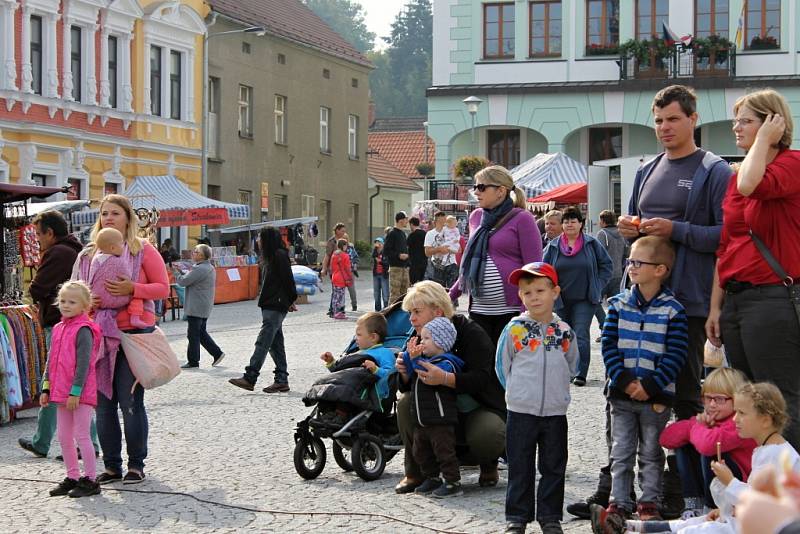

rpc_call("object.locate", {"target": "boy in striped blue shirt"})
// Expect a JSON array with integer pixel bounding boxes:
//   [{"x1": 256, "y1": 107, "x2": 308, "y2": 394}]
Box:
[{"x1": 592, "y1": 236, "x2": 689, "y2": 532}]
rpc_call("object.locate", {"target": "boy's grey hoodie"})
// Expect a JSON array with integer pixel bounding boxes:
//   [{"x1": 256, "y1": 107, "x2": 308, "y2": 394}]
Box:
[{"x1": 495, "y1": 313, "x2": 578, "y2": 416}]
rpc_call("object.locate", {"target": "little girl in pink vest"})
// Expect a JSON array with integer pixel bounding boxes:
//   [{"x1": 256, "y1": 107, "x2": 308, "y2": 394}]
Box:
[{"x1": 40, "y1": 281, "x2": 103, "y2": 498}]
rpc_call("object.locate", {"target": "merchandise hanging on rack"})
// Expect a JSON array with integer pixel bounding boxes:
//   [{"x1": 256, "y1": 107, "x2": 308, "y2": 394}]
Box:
[{"x1": 0, "y1": 303, "x2": 48, "y2": 424}]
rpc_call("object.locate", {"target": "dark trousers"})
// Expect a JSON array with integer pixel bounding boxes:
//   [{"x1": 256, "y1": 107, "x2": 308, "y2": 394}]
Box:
[
  {"x1": 721, "y1": 285, "x2": 800, "y2": 450},
  {"x1": 505, "y1": 411, "x2": 567, "y2": 523},
  {"x1": 673, "y1": 317, "x2": 707, "y2": 420},
  {"x1": 410, "y1": 261, "x2": 427, "y2": 284},
  {"x1": 675, "y1": 449, "x2": 743, "y2": 508},
  {"x1": 413, "y1": 425, "x2": 460, "y2": 482},
  {"x1": 244, "y1": 308, "x2": 288, "y2": 385},
  {"x1": 558, "y1": 299, "x2": 595, "y2": 380},
  {"x1": 96, "y1": 348, "x2": 148, "y2": 473},
  {"x1": 469, "y1": 311, "x2": 518, "y2": 348},
  {"x1": 186, "y1": 316, "x2": 222, "y2": 365}
]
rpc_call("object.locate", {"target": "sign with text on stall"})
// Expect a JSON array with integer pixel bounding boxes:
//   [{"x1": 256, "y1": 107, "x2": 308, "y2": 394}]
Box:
[
  {"x1": 261, "y1": 182, "x2": 269, "y2": 211},
  {"x1": 157, "y1": 208, "x2": 230, "y2": 227}
]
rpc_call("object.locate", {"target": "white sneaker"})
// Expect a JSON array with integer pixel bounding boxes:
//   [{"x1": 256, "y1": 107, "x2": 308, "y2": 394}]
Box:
[{"x1": 212, "y1": 353, "x2": 225, "y2": 367}]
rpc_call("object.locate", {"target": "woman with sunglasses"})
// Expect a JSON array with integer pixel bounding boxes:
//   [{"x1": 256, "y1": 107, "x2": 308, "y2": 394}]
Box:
[
  {"x1": 707, "y1": 88, "x2": 800, "y2": 450},
  {"x1": 543, "y1": 206, "x2": 612, "y2": 386},
  {"x1": 449, "y1": 166, "x2": 541, "y2": 346}
]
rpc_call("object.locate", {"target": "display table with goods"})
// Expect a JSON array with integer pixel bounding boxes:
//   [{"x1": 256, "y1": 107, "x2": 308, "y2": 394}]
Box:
[{"x1": 170, "y1": 247, "x2": 260, "y2": 306}]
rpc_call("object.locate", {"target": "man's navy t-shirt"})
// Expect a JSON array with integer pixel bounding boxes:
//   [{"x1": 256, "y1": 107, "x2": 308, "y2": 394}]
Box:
[{"x1": 638, "y1": 149, "x2": 706, "y2": 221}]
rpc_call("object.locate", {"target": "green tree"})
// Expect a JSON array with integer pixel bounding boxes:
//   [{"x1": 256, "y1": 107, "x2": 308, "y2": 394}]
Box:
[
  {"x1": 304, "y1": 0, "x2": 376, "y2": 54},
  {"x1": 370, "y1": 0, "x2": 432, "y2": 118}
]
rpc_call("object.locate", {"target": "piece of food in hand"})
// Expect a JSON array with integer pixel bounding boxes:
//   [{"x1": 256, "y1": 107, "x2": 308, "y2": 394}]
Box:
[
  {"x1": 630, "y1": 216, "x2": 641, "y2": 227},
  {"x1": 717, "y1": 441, "x2": 722, "y2": 462}
]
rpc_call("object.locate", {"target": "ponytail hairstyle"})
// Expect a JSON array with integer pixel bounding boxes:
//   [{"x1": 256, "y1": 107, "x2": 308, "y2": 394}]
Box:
[
  {"x1": 474, "y1": 165, "x2": 526, "y2": 209},
  {"x1": 737, "y1": 382, "x2": 788, "y2": 433}
]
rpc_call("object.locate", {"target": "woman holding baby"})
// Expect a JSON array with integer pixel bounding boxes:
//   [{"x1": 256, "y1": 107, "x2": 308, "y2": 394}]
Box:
[{"x1": 73, "y1": 194, "x2": 169, "y2": 484}]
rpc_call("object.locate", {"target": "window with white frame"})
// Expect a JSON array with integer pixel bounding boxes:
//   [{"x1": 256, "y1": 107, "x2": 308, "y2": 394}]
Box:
[
  {"x1": 238, "y1": 85, "x2": 253, "y2": 137},
  {"x1": 108, "y1": 35, "x2": 118, "y2": 108},
  {"x1": 238, "y1": 189, "x2": 252, "y2": 213},
  {"x1": 274, "y1": 95, "x2": 286, "y2": 144},
  {"x1": 30, "y1": 15, "x2": 43, "y2": 95},
  {"x1": 301, "y1": 194, "x2": 315, "y2": 218},
  {"x1": 169, "y1": 50, "x2": 182, "y2": 120},
  {"x1": 272, "y1": 194, "x2": 286, "y2": 220},
  {"x1": 320, "y1": 107, "x2": 330, "y2": 153},
  {"x1": 70, "y1": 26, "x2": 82, "y2": 101},
  {"x1": 383, "y1": 200, "x2": 395, "y2": 228},
  {"x1": 348, "y1": 114, "x2": 359, "y2": 158},
  {"x1": 150, "y1": 45, "x2": 162, "y2": 115}
]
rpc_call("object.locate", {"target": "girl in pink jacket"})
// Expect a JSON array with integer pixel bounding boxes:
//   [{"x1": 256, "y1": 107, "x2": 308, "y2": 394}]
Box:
[
  {"x1": 659, "y1": 367, "x2": 756, "y2": 513},
  {"x1": 40, "y1": 281, "x2": 103, "y2": 499},
  {"x1": 329, "y1": 239, "x2": 352, "y2": 319}
]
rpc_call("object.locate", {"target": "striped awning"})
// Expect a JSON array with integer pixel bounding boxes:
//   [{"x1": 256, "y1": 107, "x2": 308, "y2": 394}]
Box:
[
  {"x1": 511, "y1": 152, "x2": 587, "y2": 199},
  {"x1": 71, "y1": 175, "x2": 250, "y2": 227}
]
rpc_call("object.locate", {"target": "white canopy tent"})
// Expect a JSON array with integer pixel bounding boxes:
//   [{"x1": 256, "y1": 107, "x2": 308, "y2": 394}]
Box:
[{"x1": 511, "y1": 152, "x2": 587, "y2": 199}]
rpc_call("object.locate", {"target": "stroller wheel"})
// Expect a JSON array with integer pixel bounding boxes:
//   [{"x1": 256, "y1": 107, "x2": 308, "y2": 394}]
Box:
[
  {"x1": 332, "y1": 441, "x2": 354, "y2": 472},
  {"x1": 351, "y1": 434, "x2": 386, "y2": 481},
  {"x1": 293, "y1": 435, "x2": 326, "y2": 480}
]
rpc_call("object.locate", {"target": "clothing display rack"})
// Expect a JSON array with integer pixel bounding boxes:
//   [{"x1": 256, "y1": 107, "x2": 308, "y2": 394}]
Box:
[{"x1": 0, "y1": 183, "x2": 65, "y2": 423}]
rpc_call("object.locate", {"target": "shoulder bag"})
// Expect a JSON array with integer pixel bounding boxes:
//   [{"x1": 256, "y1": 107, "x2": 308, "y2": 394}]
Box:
[
  {"x1": 749, "y1": 229, "x2": 800, "y2": 325},
  {"x1": 120, "y1": 326, "x2": 180, "y2": 391}
]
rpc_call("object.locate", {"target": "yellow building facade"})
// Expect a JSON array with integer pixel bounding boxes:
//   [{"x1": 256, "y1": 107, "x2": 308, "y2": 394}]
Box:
[{"x1": 0, "y1": 0, "x2": 206, "y2": 229}]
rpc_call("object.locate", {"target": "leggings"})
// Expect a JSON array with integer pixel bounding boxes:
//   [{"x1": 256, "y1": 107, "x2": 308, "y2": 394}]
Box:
[
  {"x1": 57, "y1": 404, "x2": 96, "y2": 481},
  {"x1": 330, "y1": 286, "x2": 346, "y2": 313}
]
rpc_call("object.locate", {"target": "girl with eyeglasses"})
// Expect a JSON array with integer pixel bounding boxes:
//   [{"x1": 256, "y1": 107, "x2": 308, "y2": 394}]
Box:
[
  {"x1": 449, "y1": 165, "x2": 541, "y2": 347},
  {"x1": 658, "y1": 367, "x2": 756, "y2": 516}
]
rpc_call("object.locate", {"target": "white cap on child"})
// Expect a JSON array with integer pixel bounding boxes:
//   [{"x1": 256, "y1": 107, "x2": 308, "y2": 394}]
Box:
[{"x1": 424, "y1": 317, "x2": 457, "y2": 353}]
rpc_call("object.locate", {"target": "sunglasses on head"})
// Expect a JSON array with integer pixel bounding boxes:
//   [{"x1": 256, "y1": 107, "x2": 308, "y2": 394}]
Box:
[{"x1": 472, "y1": 184, "x2": 501, "y2": 192}]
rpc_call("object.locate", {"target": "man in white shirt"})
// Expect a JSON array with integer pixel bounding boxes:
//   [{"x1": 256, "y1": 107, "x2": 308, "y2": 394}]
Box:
[{"x1": 424, "y1": 211, "x2": 459, "y2": 289}]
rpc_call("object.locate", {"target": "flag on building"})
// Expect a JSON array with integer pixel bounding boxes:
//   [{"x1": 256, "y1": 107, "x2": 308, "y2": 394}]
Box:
[
  {"x1": 735, "y1": 3, "x2": 745, "y2": 49},
  {"x1": 662, "y1": 21, "x2": 692, "y2": 47}
]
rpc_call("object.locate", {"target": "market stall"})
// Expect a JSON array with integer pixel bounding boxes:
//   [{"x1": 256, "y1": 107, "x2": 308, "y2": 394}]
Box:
[
  {"x1": 169, "y1": 246, "x2": 261, "y2": 306},
  {"x1": 512, "y1": 152, "x2": 587, "y2": 199},
  {"x1": 0, "y1": 183, "x2": 65, "y2": 424},
  {"x1": 527, "y1": 182, "x2": 588, "y2": 212}
]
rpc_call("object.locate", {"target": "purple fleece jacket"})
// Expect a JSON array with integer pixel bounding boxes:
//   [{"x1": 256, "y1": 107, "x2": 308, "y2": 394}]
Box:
[{"x1": 450, "y1": 207, "x2": 542, "y2": 310}]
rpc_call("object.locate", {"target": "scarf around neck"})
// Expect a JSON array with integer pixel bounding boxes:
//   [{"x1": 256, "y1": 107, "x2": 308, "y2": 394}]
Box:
[
  {"x1": 559, "y1": 232, "x2": 585, "y2": 257},
  {"x1": 459, "y1": 196, "x2": 514, "y2": 297}
]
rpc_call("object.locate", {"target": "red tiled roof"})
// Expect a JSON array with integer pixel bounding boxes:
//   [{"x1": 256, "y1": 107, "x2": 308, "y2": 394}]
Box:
[
  {"x1": 368, "y1": 153, "x2": 422, "y2": 191},
  {"x1": 368, "y1": 130, "x2": 435, "y2": 179},
  {"x1": 208, "y1": 0, "x2": 372, "y2": 68}
]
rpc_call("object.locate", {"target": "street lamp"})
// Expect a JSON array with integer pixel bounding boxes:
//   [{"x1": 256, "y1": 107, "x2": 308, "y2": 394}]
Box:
[
  {"x1": 423, "y1": 120, "x2": 429, "y2": 201},
  {"x1": 201, "y1": 25, "x2": 266, "y2": 203},
  {"x1": 463, "y1": 96, "x2": 482, "y2": 154}
]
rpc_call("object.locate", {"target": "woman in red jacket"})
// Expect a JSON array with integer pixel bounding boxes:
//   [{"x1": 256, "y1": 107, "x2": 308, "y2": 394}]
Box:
[{"x1": 706, "y1": 89, "x2": 800, "y2": 450}]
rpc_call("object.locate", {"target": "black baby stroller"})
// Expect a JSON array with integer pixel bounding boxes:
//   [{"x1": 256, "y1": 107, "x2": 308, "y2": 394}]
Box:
[{"x1": 293, "y1": 301, "x2": 413, "y2": 481}]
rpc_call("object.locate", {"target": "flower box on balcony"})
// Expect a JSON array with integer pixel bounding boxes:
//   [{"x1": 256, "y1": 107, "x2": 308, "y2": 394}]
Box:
[{"x1": 747, "y1": 35, "x2": 780, "y2": 51}]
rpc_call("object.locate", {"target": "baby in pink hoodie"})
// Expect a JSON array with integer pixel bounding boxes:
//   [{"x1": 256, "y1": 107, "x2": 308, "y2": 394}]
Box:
[{"x1": 89, "y1": 228, "x2": 147, "y2": 329}]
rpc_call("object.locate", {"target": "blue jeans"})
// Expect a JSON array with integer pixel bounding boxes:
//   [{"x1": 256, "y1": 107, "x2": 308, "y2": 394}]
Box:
[
  {"x1": 96, "y1": 348, "x2": 148, "y2": 473},
  {"x1": 186, "y1": 316, "x2": 222, "y2": 365},
  {"x1": 609, "y1": 398, "x2": 671, "y2": 510},
  {"x1": 373, "y1": 275, "x2": 389, "y2": 311},
  {"x1": 244, "y1": 308, "x2": 288, "y2": 385},
  {"x1": 505, "y1": 411, "x2": 567, "y2": 524},
  {"x1": 675, "y1": 447, "x2": 743, "y2": 507},
  {"x1": 558, "y1": 299, "x2": 595, "y2": 379}
]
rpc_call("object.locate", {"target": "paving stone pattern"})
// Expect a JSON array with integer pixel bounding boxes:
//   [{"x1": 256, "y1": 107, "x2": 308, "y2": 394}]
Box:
[{"x1": 0, "y1": 276, "x2": 609, "y2": 533}]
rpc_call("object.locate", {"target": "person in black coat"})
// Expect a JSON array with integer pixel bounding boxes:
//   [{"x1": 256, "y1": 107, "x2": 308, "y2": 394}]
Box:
[
  {"x1": 229, "y1": 227, "x2": 297, "y2": 393},
  {"x1": 406, "y1": 216, "x2": 427, "y2": 285}
]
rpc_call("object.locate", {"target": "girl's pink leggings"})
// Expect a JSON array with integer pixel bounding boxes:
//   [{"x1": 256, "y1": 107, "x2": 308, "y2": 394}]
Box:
[{"x1": 57, "y1": 404, "x2": 96, "y2": 480}]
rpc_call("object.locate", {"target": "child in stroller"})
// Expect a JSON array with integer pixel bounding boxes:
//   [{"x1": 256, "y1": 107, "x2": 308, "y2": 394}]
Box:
[{"x1": 293, "y1": 305, "x2": 414, "y2": 481}]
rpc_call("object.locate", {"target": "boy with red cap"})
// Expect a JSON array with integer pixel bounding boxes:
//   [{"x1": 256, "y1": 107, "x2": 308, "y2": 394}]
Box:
[{"x1": 496, "y1": 262, "x2": 578, "y2": 534}]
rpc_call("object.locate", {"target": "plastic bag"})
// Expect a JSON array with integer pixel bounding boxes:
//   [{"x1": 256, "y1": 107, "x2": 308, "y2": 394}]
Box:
[{"x1": 704, "y1": 339, "x2": 726, "y2": 368}]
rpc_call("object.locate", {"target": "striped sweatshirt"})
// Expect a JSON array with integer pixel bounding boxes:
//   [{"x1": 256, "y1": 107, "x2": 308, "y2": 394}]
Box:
[{"x1": 602, "y1": 285, "x2": 689, "y2": 406}]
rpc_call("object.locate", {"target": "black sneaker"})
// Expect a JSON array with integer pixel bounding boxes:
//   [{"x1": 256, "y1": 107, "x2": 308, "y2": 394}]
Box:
[
  {"x1": 571, "y1": 376, "x2": 587, "y2": 387},
  {"x1": 180, "y1": 363, "x2": 199, "y2": 369},
  {"x1": 123, "y1": 471, "x2": 145, "y2": 484},
  {"x1": 432, "y1": 480, "x2": 463, "y2": 498},
  {"x1": 504, "y1": 523, "x2": 526, "y2": 534},
  {"x1": 18, "y1": 437, "x2": 47, "y2": 458},
  {"x1": 68, "y1": 477, "x2": 101, "y2": 498},
  {"x1": 414, "y1": 478, "x2": 443, "y2": 495},
  {"x1": 566, "y1": 491, "x2": 609, "y2": 519},
  {"x1": 229, "y1": 377, "x2": 255, "y2": 391},
  {"x1": 56, "y1": 449, "x2": 100, "y2": 462},
  {"x1": 539, "y1": 521, "x2": 563, "y2": 534},
  {"x1": 49, "y1": 477, "x2": 79, "y2": 497},
  {"x1": 96, "y1": 471, "x2": 123, "y2": 485},
  {"x1": 212, "y1": 353, "x2": 225, "y2": 367}
]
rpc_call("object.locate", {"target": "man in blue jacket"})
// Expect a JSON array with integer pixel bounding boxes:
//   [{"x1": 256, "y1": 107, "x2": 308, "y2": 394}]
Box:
[{"x1": 567, "y1": 85, "x2": 732, "y2": 519}]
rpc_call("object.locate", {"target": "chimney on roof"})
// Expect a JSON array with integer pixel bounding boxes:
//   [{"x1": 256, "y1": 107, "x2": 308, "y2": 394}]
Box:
[{"x1": 368, "y1": 100, "x2": 376, "y2": 128}]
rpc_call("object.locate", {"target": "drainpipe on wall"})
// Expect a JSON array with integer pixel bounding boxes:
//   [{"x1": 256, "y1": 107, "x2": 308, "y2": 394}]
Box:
[{"x1": 369, "y1": 185, "x2": 381, "y2": 243}]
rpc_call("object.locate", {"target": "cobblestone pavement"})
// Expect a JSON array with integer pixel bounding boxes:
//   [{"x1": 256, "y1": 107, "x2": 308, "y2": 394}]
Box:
[{"x1": 0, "y1": 276, "x2": 610, "y2": 533}]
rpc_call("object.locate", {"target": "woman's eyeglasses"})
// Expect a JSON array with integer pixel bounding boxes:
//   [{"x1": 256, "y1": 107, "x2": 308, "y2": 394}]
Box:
[
  {"x1": 472, "y1": 184, "x2": 500, "y2": 192},
  {"x1": 731, "y1": 118, "x2": 759, "y2": 128},
  {"x1": 702, "y1": 394, "x2": 732, "y2": 405},
  {"x1": 625, "y1": 259, "x2": 661, "y2": 269}
]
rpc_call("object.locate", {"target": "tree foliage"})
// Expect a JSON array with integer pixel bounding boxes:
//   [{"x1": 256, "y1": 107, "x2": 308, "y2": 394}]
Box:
[
  {"x1": 304, "y1": 0, "x2": 376, "y2": 54},
  {"x1": 369, "y1": 0, "x2": 432, "y2": 118}
]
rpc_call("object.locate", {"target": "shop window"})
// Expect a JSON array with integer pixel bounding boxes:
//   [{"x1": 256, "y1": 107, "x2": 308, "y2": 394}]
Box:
[
  {"x1": 484, "y1": 3, "x2": 515, "y2": 59},
  {"x1": 530, "y1": 1, "x2": 562, "y2": 57},
  {"x1": 695, "y1": 0, "x2": 729, "y2": 39},
  {"x1": 586, "y1": 0, "x2": 620, "y2": 54},
  {"x1": 488, "y1": 130, "x2": 521, "y2": 169}
]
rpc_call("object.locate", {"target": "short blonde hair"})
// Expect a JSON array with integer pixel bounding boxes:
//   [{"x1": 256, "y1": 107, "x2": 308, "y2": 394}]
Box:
[
  {"x1": 544, "y1": 209, "x2": 562, "y2": 221},
  {"x1": 702, "y1": 367, "x2": 749, "y2": 397},
  {"x1": 90, "y1": 195, "x2": 142, "y2": 255},
  {"x1": 402, "y1": 281, "x2": 455, "y2": 319},
  {"x1": 474, "y1": 165, "x2": 527, "y2": 209},
  {"x1": 58, "y1": 280, "x2": 92, "y2": 309},
  {"x1": 631, "y1": 236, "x2": 676, "y2": 270},
  {"x1": 734, "y1": 89, "x2": 794, "y2": 150}
]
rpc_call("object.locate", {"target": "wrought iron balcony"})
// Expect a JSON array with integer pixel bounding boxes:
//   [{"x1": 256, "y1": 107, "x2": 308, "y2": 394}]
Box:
[{"x1": 619, "y1": 43, "x2": 736, "y2": 81}]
